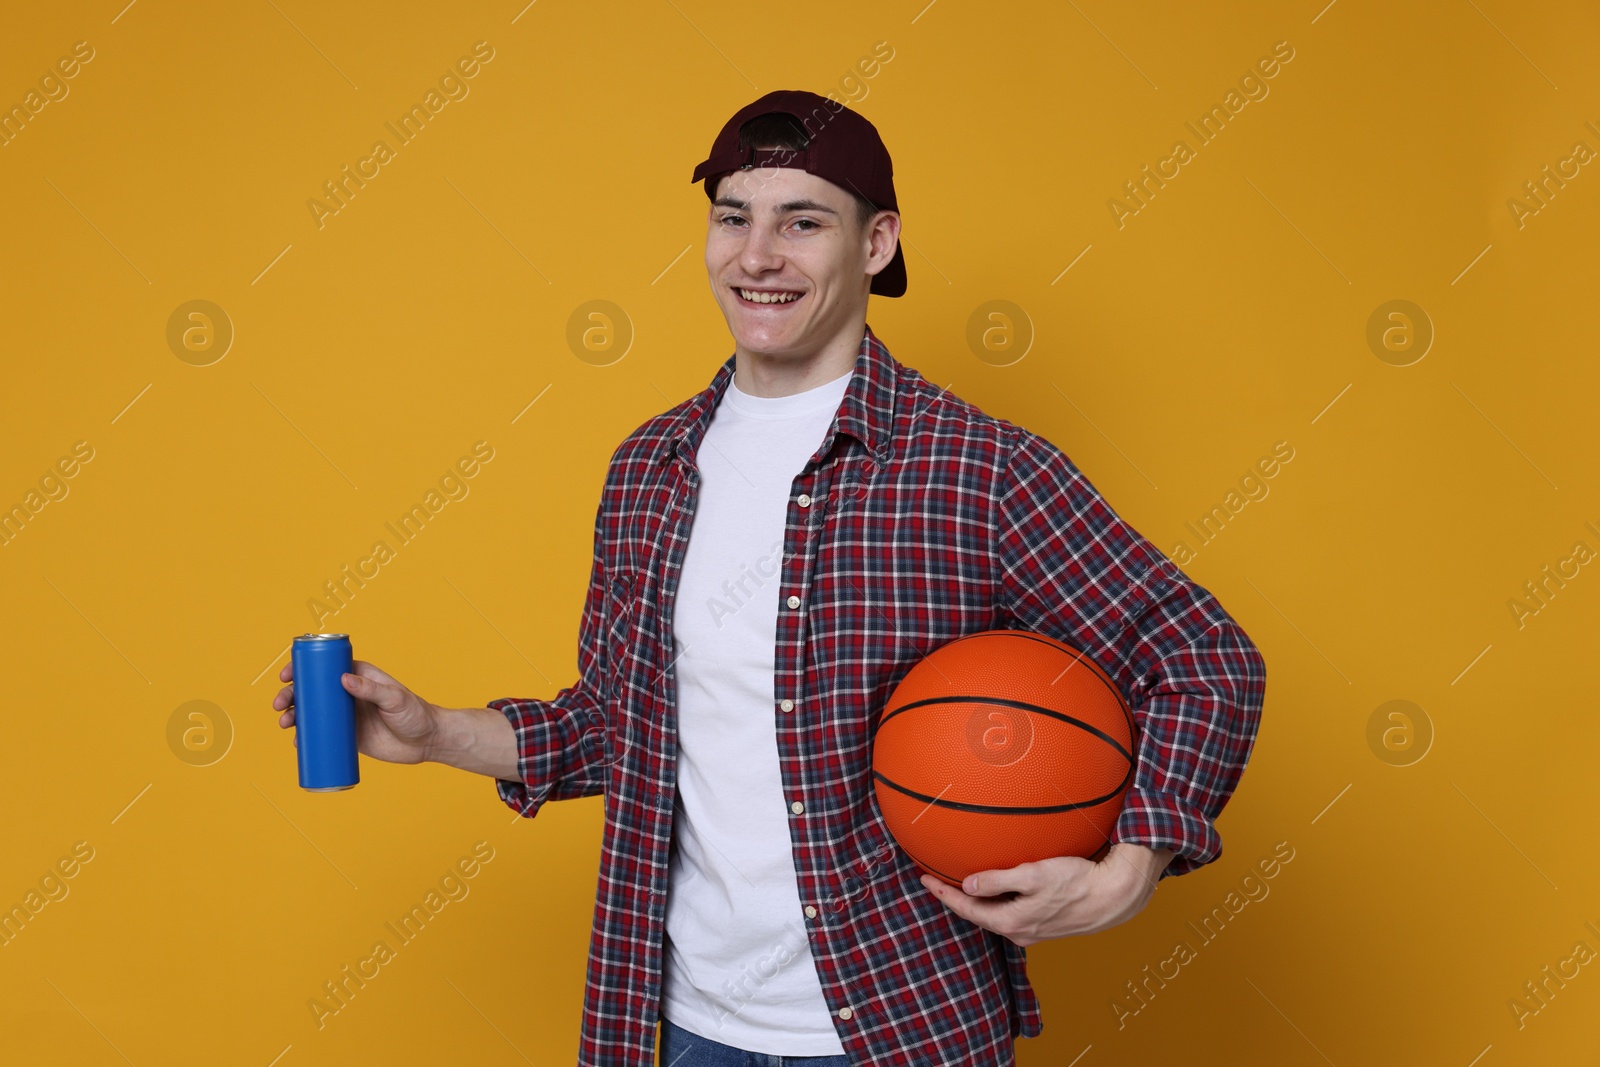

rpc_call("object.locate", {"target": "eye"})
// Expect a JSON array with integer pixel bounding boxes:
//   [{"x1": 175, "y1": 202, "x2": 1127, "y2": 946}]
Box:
[
  {"x1": 791, "y1": 219, "x2": 820, "y2": 232},
  {"x1": 716, "y1": 214, "x2": 747, "y2": 228}
]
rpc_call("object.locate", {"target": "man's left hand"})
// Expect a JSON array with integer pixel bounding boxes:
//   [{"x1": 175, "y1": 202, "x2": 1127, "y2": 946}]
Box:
[{"x1": 918, "y1": 843, "x2": 1175, "y2": 947}]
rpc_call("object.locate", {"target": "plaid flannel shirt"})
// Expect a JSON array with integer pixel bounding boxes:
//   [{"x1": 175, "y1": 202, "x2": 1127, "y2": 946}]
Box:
[{"x1": 491, "y1": 323, "x2": 1266, "y2": 1066}]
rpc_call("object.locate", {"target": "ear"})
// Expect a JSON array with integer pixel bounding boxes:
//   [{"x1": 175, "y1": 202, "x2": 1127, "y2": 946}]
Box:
[{"x1": 865, "y1": 210, "x2": 901, "y2": 276}]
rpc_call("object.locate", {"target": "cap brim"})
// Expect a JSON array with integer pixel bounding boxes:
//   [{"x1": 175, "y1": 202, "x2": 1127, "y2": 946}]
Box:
[{"x1": 870, "y1": 240, "x2": 907, "y2": 298}]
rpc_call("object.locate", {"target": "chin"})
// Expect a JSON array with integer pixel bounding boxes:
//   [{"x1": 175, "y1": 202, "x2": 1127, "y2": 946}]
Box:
[
  {"x1": 723, "y1": 314, "x2": 800, "y2": 353},
  {"x1": 732, "y1": 332, "x2": 795, "y2": 358}
]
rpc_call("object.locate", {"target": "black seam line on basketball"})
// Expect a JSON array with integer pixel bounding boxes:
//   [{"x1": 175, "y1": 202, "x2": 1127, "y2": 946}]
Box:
[
  {"x1": 878, "y1": 694, "x2": 1135, "y2": 765},
  {"x1": 931, "y1": 631, "x2": 1140, "y2": 741},
  {"x1": 961, "y1": 632, "x2": 1118, "y2": 691},
  {"x1": 873, "y1": 770, "x2": 1129, "y2": 815},
  {"x1": 883, "y1": 633, "x2": 1132, "y2": 735},
  {"x1": 913, "y1": 854, "x2": 965, "y2": 886},
  {"x1": 871, "y1": 629, "x2": 1139, "y2": 747}
]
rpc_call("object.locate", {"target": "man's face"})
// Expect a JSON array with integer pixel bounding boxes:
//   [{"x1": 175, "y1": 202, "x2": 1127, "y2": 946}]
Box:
[{"x1": 705, "y1": 162, "x2": 897, "y2": 359}]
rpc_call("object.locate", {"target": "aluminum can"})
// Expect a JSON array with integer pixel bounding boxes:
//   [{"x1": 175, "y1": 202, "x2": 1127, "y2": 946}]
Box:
[{"x1": 292, "y1": 633, "x2": 359, "y2": 791}]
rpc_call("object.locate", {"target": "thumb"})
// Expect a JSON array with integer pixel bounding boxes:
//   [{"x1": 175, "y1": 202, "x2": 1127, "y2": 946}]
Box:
[
  {"x1": 348, "y1": 658, "x2": 401, "y2": 688},
  {"x1": 963, "y1": 861, "x2": 1044, "y2": 898},
  {"x1": 342, "y1": 669, "x2": 404, "y2": 710}
]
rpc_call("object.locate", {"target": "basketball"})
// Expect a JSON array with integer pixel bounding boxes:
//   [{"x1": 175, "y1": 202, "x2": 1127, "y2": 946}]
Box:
[{"x1": 871, "y1": 629, "x2": 1138, "y2": 888}]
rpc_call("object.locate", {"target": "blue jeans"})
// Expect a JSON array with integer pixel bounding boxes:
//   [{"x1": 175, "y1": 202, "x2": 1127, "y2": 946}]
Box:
[{"x1": 658, "y1": 1016, "x2": 852, "y2": 1067}]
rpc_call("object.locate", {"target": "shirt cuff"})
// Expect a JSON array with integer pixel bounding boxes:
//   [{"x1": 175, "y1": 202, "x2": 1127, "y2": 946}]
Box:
[
  {"x1": 1111, "y1": 786, "x2": 1222, "y2": 880},
  {"x1": 489, "y1": 698, "x2": 545, "y2": 819}
]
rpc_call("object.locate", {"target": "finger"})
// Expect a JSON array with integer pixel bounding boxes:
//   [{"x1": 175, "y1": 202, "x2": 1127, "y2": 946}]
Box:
[
  {"x1": 349, "y1": 659, "x2": 400, "y2": 687},
  {"x1": 963, "y1": 862, "x2": 1043, "y2": 899},
  {"x1": 971, "y1": 856, "x2": 1090, "y2": 898},
  {"x1": 920, "y1": 875, "x2": 987, "y2": 926},
  {"x1": 921, "y1": 873, "x2": 984, "y2": 906},
  {"x1": 343, "y1": 670, "x2": 403, "y2": 711},
  {"x1": 280, "y1": 663, "x2": 293, "y2": 682},
  {"x1": 272, "y1": 683, "x2": 294, "y2": 710},
  {"x1": 278, "y1": 709, "x2": 295, "y2": 729}
]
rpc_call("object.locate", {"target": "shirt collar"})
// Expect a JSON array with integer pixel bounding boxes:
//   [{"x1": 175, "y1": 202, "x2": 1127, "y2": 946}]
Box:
[{"x1": 665, "y1": 323, "x2": 897, "y2": 470}]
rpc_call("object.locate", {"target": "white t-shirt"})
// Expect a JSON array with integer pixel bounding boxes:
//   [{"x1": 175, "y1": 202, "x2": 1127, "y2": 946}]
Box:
[{"x1": 659, "y1": 363, "x2": 853, "y2": 1055}]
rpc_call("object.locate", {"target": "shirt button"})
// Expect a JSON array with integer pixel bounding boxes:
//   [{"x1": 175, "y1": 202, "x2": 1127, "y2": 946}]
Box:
[
  {"x1": 838, "y1": 1006, "x2": 854, "y2": 1021},
  {"x1": 779, "y1": 698, "x2": 794, "y2": 713},
  {"x1": 786, "y1": 594, "x2": 800, "y2": 608},
  {"x1": 804, "y1": 905, "x2": 817, "y2": 918},
  {"x1": 790, "y1": 801, "x2": 804, "y2": 814},
  {"x1": 798, "y1": 493, "x2": 811, "y2": 507}
]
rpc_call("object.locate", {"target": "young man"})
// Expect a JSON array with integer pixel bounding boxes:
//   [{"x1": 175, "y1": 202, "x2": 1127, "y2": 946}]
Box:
[{"x1": 273, "y1": 90, "x2": 1265, "y2": 1067}]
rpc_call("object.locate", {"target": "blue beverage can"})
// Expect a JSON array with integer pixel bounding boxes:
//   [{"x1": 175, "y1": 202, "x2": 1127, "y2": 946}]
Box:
[{"x1": 292, "y1": 633, "x2": 360, "y2": 791}]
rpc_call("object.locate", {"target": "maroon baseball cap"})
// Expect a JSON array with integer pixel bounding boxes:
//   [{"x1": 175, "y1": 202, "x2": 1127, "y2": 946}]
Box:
[{"x1": 690, "y1": 89, "x2": 906, "y2": 298}]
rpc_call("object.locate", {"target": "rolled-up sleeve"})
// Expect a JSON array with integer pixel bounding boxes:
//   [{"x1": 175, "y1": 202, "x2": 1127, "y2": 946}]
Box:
[
  {"x1": 995, "y1": 428, "x2": 1266, "y2": 880},
  {"x1": 489, "y1": 492, "x2": 613, "y2": 818}
]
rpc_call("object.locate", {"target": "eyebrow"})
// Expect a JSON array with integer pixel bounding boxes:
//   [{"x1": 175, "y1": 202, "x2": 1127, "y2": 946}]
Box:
[{"x1": 712, "y1": 196, "x2": 840, "y2": 217}]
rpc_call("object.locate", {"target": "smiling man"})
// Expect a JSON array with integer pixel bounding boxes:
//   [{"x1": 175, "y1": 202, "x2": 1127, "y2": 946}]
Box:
[
  {"x1": 577, "y1": 89, "x2": 1261, "y2": 1066},
  {"x1": 274, "y1": 89, "x2": 1264, "y2": 1067},
  {"x1": 699, "y1": 115, "x2": 894, "y2": 400}
]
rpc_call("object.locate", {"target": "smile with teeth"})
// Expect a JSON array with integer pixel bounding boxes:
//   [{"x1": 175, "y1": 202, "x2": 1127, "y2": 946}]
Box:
[{"x1": 735, "y1": 287, "x2": 803, "y2": 304}]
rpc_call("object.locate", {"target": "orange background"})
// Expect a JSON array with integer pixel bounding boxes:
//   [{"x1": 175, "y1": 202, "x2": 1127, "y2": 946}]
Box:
[{"x1": 2, "y1": 1, "x2": 1596, "y2": 1064}]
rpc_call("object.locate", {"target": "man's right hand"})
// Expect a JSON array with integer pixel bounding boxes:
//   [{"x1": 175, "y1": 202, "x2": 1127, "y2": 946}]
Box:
[{"x1": 273, "y1": 658, "x2": 439, "y2": 766}]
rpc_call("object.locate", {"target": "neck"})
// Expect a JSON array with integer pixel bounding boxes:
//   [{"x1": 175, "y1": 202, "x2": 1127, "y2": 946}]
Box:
[{"x1": 733, "y1": 317, "x2": 867, "y2": 398}]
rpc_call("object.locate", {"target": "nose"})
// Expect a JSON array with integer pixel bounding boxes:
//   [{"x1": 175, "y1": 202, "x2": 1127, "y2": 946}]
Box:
[{"x1": 738, "y1": 217, "x2": 785, "y2": 277}]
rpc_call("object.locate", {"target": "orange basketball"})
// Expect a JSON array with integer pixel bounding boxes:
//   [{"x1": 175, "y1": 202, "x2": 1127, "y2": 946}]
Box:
[{"x1": 871, "y1": 629, "x2": 1137, "y2": 888}]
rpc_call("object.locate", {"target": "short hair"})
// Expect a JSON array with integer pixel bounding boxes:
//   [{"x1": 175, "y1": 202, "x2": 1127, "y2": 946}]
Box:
[{"x1": 732, "y1": 112, "x2": 880, "y2": 231}]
